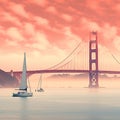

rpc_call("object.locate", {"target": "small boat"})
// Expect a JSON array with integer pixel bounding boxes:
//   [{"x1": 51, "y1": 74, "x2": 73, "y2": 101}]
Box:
[
  {"x1": 12, "y1": 53, "x2": 33, "y2": 97},
  {"x1": 35, "y1": 74, "x2": 44, "y2": 92}
]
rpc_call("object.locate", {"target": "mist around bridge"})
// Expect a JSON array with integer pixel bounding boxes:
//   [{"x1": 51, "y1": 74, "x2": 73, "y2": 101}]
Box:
[
  {"x1": 27, "y1": 73, "x2": 120, "y2": 89},
  {"x1": 0, "y1": 69, "x2": 120, "y2": 88}
]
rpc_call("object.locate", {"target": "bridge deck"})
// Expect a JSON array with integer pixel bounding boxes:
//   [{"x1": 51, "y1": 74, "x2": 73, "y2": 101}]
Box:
[{"x1": 10, "y1": 70, "x2": 120, "y2": 75}]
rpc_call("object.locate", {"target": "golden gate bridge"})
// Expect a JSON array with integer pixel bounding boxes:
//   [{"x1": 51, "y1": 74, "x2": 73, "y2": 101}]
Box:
[{"x1": 9, "y1": 31, "x2": 120, "y2": 88}]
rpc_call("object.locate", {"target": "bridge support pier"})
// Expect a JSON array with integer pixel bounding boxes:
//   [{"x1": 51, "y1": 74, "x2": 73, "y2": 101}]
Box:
[{"x1": 89, "y1": 31, "x2": 99, "y2": 88}]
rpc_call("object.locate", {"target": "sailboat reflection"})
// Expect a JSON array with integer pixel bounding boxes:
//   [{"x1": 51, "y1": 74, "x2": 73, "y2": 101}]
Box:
[{"x1": 35, "y1": 74, "x2": 44, "y2": 92}]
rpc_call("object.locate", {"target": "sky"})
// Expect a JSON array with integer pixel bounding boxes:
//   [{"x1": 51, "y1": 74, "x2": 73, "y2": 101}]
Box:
[{"x1": 0, "y1": 0, "x2": 120, "y2": 71}]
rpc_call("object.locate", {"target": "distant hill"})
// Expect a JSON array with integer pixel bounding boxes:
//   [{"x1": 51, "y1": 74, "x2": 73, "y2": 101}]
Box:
[
  {"x1": 48, "y1": 73, "x2": 120, "y2": 79},
  {"x1": 48, "y1": 73, "x2": 88, "y2": 80},
  {"x1": 0, "y1": 69, "x2": 19, "y2": 87}
]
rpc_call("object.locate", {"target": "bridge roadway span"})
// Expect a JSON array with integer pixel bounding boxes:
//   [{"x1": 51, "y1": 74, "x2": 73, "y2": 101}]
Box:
[{"x1": 11, "y1": 70, "x2": 120, "y2": 75}]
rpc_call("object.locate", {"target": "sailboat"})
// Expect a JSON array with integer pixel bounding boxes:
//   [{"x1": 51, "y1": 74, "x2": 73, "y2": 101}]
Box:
[
  {"x1": 12, "y1": 53, "x2": 33, "y2": 97},
  {"x1": 35, "y1": 74, "x2": 44, "y2": 92}
]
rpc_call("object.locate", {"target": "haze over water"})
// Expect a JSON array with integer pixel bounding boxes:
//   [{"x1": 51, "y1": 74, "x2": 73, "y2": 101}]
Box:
[{"x1": 0, "y1": 77, "x2": 120, "y2": 120}]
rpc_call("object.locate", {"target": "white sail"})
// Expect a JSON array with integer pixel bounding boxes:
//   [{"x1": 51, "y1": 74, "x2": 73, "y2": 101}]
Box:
[
  {"x1": 19, "y1": 52, "x2": 27, "y2": 90},
  {"x1": 35, "y1": 74, "x2": 44, "y2": 92},
  {"x1": 37, "y1": 74, "x2": 42, "y2": 89},
  {"x1": 13, "y1": 52, "x2": 33, "y2": 97}
]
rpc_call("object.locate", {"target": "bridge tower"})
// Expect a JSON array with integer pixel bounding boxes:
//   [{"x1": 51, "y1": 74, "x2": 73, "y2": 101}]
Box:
[{"x1": 89, "y1": 31, "x2": 99, "y2": 88}]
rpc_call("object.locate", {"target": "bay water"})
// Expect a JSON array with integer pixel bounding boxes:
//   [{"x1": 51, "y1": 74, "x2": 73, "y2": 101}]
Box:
[{"x1": 0, "y1": 78, "x2": 120, "y2": 120}]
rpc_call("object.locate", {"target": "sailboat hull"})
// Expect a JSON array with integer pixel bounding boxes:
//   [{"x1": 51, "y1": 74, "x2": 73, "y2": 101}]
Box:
[
  {"x1": 13, "y1": 92, "x2": 33, "y2": 97},
  {"x1": 35, "y1": 88, "x2": 44, "y2": 92}
]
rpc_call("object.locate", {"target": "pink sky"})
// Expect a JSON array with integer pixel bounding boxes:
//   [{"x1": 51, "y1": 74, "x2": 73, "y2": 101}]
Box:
[{"x1": 0, "y1": 0, "x2": 120, "y2": 71}]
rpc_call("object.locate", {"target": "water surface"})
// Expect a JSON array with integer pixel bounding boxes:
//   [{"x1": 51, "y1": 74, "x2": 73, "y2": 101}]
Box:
[{"x1": 0, "y1": 86, "x2": 120, "y2": 120}]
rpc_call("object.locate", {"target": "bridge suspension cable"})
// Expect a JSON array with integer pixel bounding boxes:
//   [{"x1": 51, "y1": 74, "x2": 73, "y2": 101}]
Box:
[
  {"x1": 99, "y1": 46, "x2": 120, "y2": 70},
  {"x1": 111, "y1": 54, "x2": 120, "y2": 64},
  {"x1": 47, "y1": 42, "x2": 84, "y2": 70}
]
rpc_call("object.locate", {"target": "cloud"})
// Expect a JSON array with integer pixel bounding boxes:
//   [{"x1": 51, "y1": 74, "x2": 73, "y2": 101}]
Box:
[
  {"x1": 6, "y1": 39, "x2": 18, "y2": 46},
  {"x1": 113, "y1": 36, "x2": 120, "y2": 52},
  {"x1": 31, "y1": 31, "x2": 50, "y2": 51},
  {"x1": 6, "y1": 27, "x2": 24, "y2": 42},
  {"x1": 8, "y1": 2, "x2": 29, "y2": 18},
  {"x1": 61, "y1": 13, "x2": 73, "y2": 22},
  {"x1": 46, "y1": 6, "x2": 58, "y2": 14},
  {"x1": 23, "y1": 23, "x2": 35, "y2": 36},
  {"x1": 99, "y1": 23, "x2": 117, "y2": 50},
  {"x1": 27, "y1": 0, "x2": 48, "y2": 7},
  {"x1": 54, "y1": 0, "x2": 65, "y2": 3},
  {"x1": 34, "y1": 16, "x2": 49, "y2": 26},
  {"x1": 0, "y1": 26, "x2": 5, "y2": 36},
  {"x1": 0, "y1": 0, "x2": 120, "y2": 70},
  {"x1": 24, "y1": 31, "x2": 69, "y2": 70},
  {"x1": 62, "y1": 27, "x2": 81, "y2": 49},
  {"x1": 0, "y1": 11, "x2": 21, "y2": 26},
  {"x1": 85, "y1": 0, "x2": 101, "y2": 10}
]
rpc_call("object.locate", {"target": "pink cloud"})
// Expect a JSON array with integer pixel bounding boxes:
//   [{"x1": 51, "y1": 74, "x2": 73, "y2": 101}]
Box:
[
  {"x1": 61, "y1": 13, "x2": 72, "y2": 22},
  {"x1": 6, "y1": 27, "x2": 24, "y2": 41},
  {"x1": 27, "y1": 0, "x2": 48, "y2": 7},
  {"x1": 0, "y1": 0, "x2": 120, "y2": 70},
  {"x1": 0, "y1": 0, "x2": 119, "y2": 49},
  {"x1": 98, "y1": 24, "x2": 118, "y2": 51},
  {"x1": 8, "y1": 2, "x2": 29, "y2": 18},
  {"x1": 54, "y1": 0, "x2": 65, "y2": 3},
  {"x1": 34, "y1": 16, "x2": 49, "y2": 26},
  {"x1": 113, "y1": 36, "x2": 120, "y2": 52},
  {"x1": 0, "y1": 11, "x2": 21, "y2": 27},
  {"x1": 23, "y1": 23, "x2": 35, "y2": 37},
  {"x1": 46, "y1": 6, "x2": 58, "y2": 14}
]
